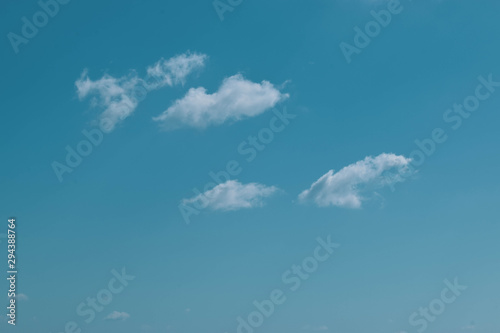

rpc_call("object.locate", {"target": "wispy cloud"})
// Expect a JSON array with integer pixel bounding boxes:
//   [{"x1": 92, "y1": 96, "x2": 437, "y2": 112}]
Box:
[
  {"x1": 75, "y1": 71, "x2": 140, "y2": 131},
  {"x1": 75, "y1": 52, "x2": 207, "y2": 132},
  {"x1": 462, "y1": 321, "x2": 476, "y2": 331},
  {"x1": 153, "y1": 74, "x2": 288, "y2": 129},
  {"x1": 146, "y1": 53, "x2": 207, "y2": 88},
  {"x1": 182, "y1": 180, "x2": 279, "y2": 211},
  {"x1": 16, "y1": 293, "x2": 28, "y2": 301},
  {"x1": 141, "y1": 324, "x2": 154, "y2": 331},
  {"x1": 299, "y1": 153, "x2": 413, "y2": 208},
  {"x1": 105, "y1": 311, "x2": 130, "y2": 321}
]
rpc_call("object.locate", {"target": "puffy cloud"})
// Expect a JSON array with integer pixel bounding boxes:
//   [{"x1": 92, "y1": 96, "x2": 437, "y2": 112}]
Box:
[
  {"x1": 299, "y1": 153, "x2": 413, "y2": 208},
  {"x1": 182, "y1": 180, "x2": 279, "y2": 211},
  {"x1": 75, "y1": 52, "x2": 207, "y2": 132},
  {"x1": 153, "y1": 74, "x2": 288, "y2": 129},
  {"x1": 105, "y1": 311, "x2": 130, "y2": 321}
]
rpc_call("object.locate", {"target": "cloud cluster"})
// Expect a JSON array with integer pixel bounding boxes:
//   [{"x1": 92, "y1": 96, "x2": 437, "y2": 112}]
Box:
[
  {"x1": 75, "y1": 52, "x2": 207, "y2": 131},
  {"x1": 298, "y1": 153, "x2": 412, "y2": 208},
  {"x1": 180, "y1": 153, "x2": 414, "y2": 216},
  {"x1": 183, "y1": 180, "x2": 279, "y2": 211},
  {"x1": 75, "y1": 54, "x2": 415, "y2": 216},
  {"x1": 76, "y1": 53, "x2": 288, "y2": 131},
  {"x1": 153, "y1": 74, "x2": 288, "y2": 129}
]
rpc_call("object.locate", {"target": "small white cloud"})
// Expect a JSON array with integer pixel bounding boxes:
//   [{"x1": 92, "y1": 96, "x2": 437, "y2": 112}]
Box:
[
  {"x1": 16, "y1": 293, "x2": 28, "y2": 301},
  {"x1": 147, "y1": 53, "x2": 207, "y2": 87},
  {"x1": 462, "y1": 322, "x2": 476, "y2": 331},
  {"x1": 75, "y1": 52, "x2": 207, "y2": 132},
  {"x1": 185, "y1": 308, "x2": 191, "y2": 313},
  {"x1": 75, "y1": 71, "x2": 140, "y2": 132},
  {"x1": 153, "y1": 74, "x2": 288, "y2": 129},
  {"x1": 105, "y1": 311, "x2": 130, "y2": 321},
  {"x1": 183, "y1": 180, "x2": 279, "y2": 211},
  {"x1": 299, "y1": 153, "x2": 413, "y2": 208}
]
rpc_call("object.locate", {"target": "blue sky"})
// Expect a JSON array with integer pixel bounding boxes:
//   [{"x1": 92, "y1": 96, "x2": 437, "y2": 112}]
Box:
[{"x1": 1, "y1": 0, "x2": 500, "y2": 333}]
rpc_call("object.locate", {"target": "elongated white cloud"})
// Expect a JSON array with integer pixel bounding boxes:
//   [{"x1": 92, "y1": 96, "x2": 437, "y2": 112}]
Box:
[
  {"x1": 183, "y1": 180, "x2": 279, "y2": 211},
  {"x1": 153, "y1": 74, "x2": 289, "y2": 129},
  {"x1": 75, "y1": 52, "x2": 207, "y2": 131},
  {"x1": 299, "y1": 153, "x2": 413, "y2": 208},
  {"x1": 105, "y1": 311, "x2": 130, "y2": 321}
]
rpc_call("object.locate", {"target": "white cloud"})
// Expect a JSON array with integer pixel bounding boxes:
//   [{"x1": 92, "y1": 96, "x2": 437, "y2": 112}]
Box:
[
  {"x1": 153, "y1": 74, "x2": 288, "y2": 129},
  {"x1": 75, "y1": 71, "x2": 140, "y2": 132},
  {"x1": 462, "y1": 322, "x2": 476, "y2": 331},
  {"x1": 299, "y1": 153, "x2": 413, "y2": 208},
  {"x1": 146, "y1": 53, "x2": 207, "y2": 88},
  {"x1": 105, "y1": 311, "x2": 130, "y2": 321},
  {"x1": 183, "y1": 180, "x2": 279, "y2": 211},
  {"x1": 16, "y1": 293, "x2": 28, "y2": 301},
  {"x1": 75, "y1": 52, "x2": 207, "y2": 132}
]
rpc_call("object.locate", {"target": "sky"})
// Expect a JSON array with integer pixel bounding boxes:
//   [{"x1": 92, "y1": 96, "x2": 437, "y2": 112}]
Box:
[{"x1": 1, "y1": 0, "x2": 500, "y2": 333}]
